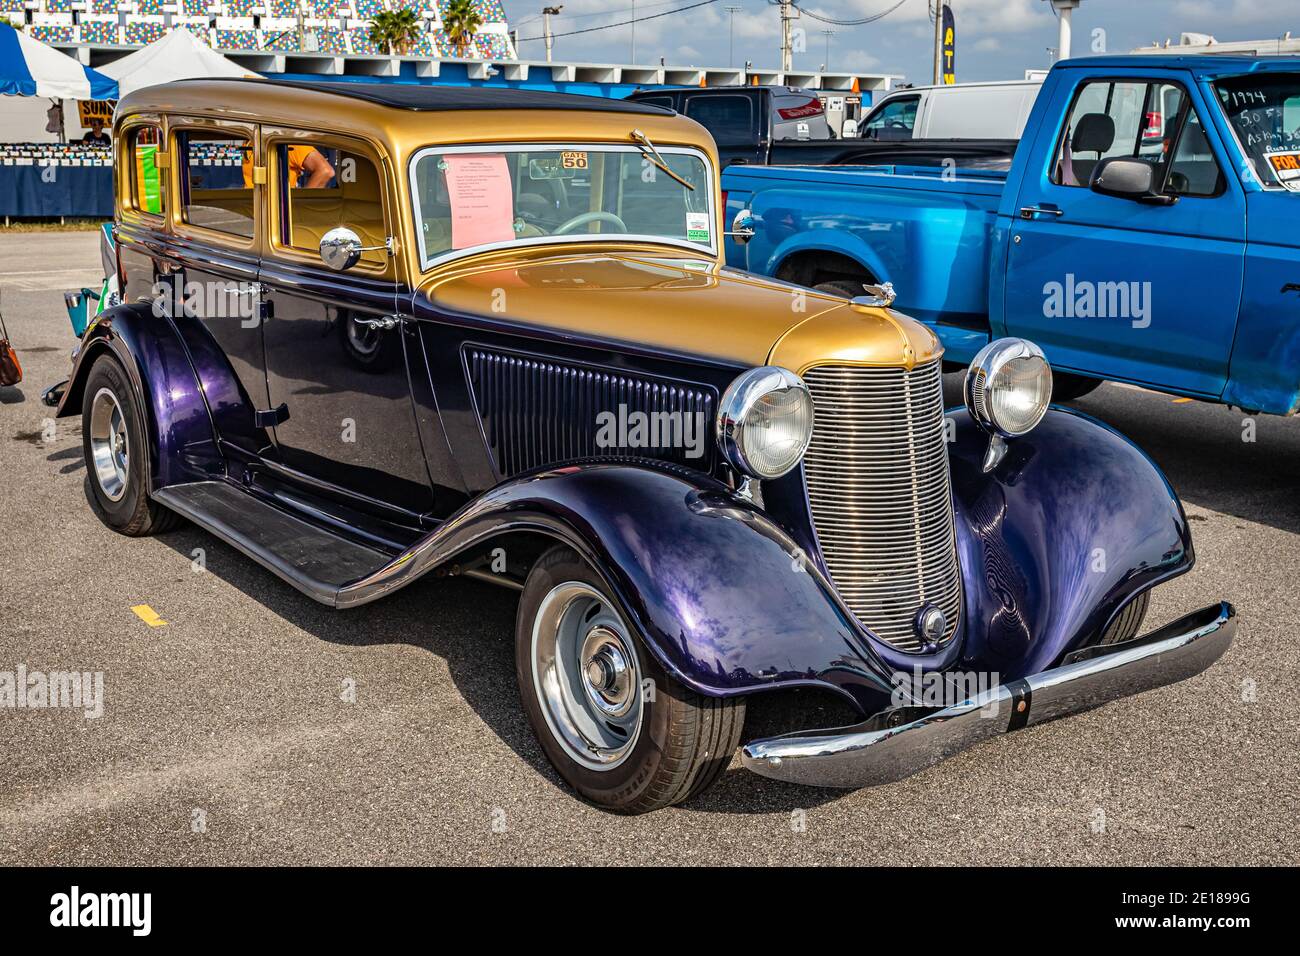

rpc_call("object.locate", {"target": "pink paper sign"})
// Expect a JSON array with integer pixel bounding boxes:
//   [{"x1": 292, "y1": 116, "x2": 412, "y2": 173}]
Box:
[{"x1": 443, "y1": 153, "x2": 516, "y2": 249}]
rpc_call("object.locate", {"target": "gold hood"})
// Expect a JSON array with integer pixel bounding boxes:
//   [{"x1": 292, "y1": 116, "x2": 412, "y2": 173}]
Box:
[{"x1": 419, "y1": 248, "x2": 942, "y2": 372}]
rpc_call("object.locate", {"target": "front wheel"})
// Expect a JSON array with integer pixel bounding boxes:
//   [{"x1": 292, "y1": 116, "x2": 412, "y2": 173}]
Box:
[{"x1": 516, "y1": 545, "x2": 744, "y2": 814}]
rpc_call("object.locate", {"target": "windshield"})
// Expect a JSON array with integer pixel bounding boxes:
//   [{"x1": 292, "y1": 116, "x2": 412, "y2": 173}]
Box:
[
  {"x1": 409, "y1": 143, "x2": 715, "y2": 268},
  {"x1": 1215, "y1": 74, "x2": 1300, "y2": 190}
]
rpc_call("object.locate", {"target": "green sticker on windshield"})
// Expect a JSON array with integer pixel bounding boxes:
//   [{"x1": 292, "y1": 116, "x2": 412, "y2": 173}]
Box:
[{"x1": 686, "y1": 212, "x2": 710, "y2": 243}]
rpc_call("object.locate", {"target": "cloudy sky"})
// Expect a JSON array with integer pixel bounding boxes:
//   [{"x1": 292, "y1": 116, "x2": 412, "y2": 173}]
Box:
[{"x1": 501, "y1": 0, "x2": 1298, "y2": 84}]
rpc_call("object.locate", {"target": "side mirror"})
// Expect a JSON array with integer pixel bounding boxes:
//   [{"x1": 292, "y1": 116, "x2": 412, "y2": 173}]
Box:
[
  {"x1": 319, "y1": 227, "x2": 363, "y2": 271},
  {"x1": 1089, "y1": 157, "x2": 1176, "y2": 205},
  {"x1": 726, "y1": 208, "x2": 756, "y2": 244}
]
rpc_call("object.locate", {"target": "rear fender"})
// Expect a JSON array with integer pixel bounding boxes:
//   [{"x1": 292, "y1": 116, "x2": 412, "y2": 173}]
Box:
[{"x1": 56, "y1": 302, "x2": 222, "y2": 489}]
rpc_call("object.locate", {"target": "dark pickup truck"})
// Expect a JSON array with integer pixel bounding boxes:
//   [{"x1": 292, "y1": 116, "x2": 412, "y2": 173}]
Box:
[{"x1": 626, "y1": 85, "x2": 1018, "y2": 169}]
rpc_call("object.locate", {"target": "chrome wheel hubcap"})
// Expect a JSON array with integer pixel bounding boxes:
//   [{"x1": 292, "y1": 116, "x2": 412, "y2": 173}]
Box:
[
  {"x1": 531, "y1": 581, "x2": 643, "y2": 771},
  {"x1": 88, "y1": 387, "x2": 129, "y2": 502}
]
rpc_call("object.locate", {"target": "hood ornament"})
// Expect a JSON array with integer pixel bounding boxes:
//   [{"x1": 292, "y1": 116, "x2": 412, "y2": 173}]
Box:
[{"x1": 852, "y1": 282, "x2": 897, "y2": 309}]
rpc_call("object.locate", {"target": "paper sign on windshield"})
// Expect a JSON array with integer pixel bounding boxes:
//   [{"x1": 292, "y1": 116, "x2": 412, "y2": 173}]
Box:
[{"x1": 443, "y1": 153, "x2": 516, "y2": 248}]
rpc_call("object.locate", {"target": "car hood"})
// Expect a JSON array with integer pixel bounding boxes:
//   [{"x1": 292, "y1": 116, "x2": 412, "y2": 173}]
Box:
[{"x1": 415, "y1": 249, "x2": 940, "y2": 371}]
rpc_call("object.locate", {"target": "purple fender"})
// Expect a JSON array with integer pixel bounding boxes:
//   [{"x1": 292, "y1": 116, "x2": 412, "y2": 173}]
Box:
[
  {"x1": 945, "y1": 405, "x2": 1193, "y2": 681},
  {"x1": 335, "y1": 462, "x2": 900, "y2": 714},
  {"x1": 54, "y1": 302, "x2": 223, "y2": 488}
]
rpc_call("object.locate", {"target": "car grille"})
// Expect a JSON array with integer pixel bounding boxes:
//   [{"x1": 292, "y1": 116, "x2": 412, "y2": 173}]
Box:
[{"x1": 802, "y1": 361, "x2": 962, "y2": 652}]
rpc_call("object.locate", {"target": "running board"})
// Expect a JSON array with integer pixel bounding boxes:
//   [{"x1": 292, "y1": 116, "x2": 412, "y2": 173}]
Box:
[{"x1": 152, "y1": 481, "x2": 395, "y2": 606}]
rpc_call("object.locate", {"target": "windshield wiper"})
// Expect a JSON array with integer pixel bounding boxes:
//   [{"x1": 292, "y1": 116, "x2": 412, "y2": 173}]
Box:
[{"x1": 630, "y1": 129, "x2": 696, "y2": 191}]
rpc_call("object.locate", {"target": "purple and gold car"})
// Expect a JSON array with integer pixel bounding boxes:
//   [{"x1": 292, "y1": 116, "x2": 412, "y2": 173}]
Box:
[{"x1": 46, "y1": 80, "x2": 1234, "y2": 813}]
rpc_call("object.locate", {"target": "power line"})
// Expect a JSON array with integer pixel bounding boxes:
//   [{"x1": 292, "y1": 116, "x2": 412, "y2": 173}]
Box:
[
  {"x1": 516, "y1": 0, "x2": 721, "y2": 43},
  {"x1": 769, "y1": 0, "x2": 914, "y2": 28},
  {"x1": 518, "y1": 0, "x2": 686, "y2": 28}
]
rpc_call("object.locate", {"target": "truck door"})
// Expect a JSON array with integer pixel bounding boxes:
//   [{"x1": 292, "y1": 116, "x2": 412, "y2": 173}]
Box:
[{"x1": 1002, "y1": 74, "x2": 1245, "y2": 398}]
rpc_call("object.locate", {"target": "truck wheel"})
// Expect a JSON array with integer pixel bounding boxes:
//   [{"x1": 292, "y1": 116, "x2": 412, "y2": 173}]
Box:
[
  {"x1": 516, "y1": 545, "x2": 745, "y2": 814},
  {"x1": 1052, "y1": 372, "x2": 1102, "y2": 402},
  {"x1": 814, "y1": 279, "x2": 873, "y2": 299},
  {"x1": 81, "y1": 353, "x2": 179, "y2": 537}
]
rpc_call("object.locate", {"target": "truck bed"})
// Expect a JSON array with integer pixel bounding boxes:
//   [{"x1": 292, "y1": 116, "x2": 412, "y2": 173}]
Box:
[{"x1": 722, "y1": 163, "x2": 1007, "y2": 358}]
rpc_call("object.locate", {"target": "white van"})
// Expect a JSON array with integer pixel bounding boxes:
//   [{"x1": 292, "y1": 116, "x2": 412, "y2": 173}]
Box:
[{"x1": 859, "y1": 79, "x2": 1043, "y2": 141}]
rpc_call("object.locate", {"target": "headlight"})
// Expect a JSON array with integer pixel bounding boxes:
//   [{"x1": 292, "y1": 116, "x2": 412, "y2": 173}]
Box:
[
  {"x1": 964, "y1": 338, "x2": 1052, "y2": 437},
  {"x1": 717, "y1": 366, "x2": 814, "y2": 479}
]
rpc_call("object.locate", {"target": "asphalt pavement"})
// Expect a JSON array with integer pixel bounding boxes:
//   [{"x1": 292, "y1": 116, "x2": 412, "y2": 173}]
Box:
[{"x1": 1, "y1": 230, "x2": 1296, "y2": 865}]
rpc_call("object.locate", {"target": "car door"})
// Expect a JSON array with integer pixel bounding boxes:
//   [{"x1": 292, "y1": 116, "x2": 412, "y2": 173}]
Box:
[
  {"x1": 257, "y1": 128, "x2": 434, "y2": 518},
  {"x1": 1002, "y1": 73, "x2": 1245, "y2": 397},
  {"x1": 168, "y1": 117, "x2": 271, "y2": 461}
]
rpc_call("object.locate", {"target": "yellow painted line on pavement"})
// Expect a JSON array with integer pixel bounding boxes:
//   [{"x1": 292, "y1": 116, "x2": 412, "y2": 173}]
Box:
[
  {"x1": 131, "y1": 604, "x2": 167, "y2": 627},
  {"x1": 1171, "y1": 398, "x2": 1194, "y2": 404}
]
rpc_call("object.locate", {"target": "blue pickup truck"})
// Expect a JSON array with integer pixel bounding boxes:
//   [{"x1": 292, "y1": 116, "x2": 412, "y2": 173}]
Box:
[{"x1": 723, "y1": 55, "x2": 1300, "y2": 411}]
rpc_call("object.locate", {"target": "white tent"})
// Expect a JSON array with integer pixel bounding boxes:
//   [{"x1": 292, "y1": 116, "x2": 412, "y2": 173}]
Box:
[{"x1": 99, "y1": 28, "x2": 253, "y2": 97}]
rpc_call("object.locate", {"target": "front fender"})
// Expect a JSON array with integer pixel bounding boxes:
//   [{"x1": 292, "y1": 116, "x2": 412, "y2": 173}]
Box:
[
  {"x1": 55, "y1": 302, "x2": 221, "y2": 489},
  {"x1": 337, "y1": 463, "x2": 896, "y2": 712},
  {"x1": 948, "y1": 406, "x2": 1194, "y2": 680}
]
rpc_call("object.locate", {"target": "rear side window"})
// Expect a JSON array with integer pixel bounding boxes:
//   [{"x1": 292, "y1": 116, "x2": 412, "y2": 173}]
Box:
[
  {"x1": 277, "y1": 141, "x2": 388, "y2": 270},
  {"x1": 177, "y1": 129, "x2": 255, "y2": 238},
  {"x1": 684, "y1": 95, "x2": 754, "y2": 147},
  {"x1": 861, "y1": 96, "x2": 918, "y2": 141},
  {"x1": 1053, "y1": 79, "x2": 1223, "y2": 197},
  {"x1": 634, "y1": 94, "x2": 674, "y2": 110},
  {"x1": 125, "y1": 124, "x2": 163, "y2": 217}
]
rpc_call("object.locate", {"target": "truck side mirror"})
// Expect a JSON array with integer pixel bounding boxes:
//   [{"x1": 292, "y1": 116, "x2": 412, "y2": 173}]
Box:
[{"x1": 1089, "y1": 157, "x2": 1176, "y2": 206}]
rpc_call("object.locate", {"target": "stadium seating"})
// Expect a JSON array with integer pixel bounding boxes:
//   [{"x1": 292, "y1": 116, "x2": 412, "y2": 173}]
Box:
[{"x1": 2, "y1": 0, "x2": 515, "y2": 60}]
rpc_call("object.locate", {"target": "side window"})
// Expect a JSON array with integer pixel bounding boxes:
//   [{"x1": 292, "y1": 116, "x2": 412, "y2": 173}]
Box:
[
  {"x1": 176, "y1": 129, "x2": 255, "y2": 239},
  {"x1": 684, "y1": 95, "x2": 754, "y2": 147},
  {"x1": 125, "y1": 124, "x2": 163, "y2": 217},
  {"x1": 1054, "y1": 79, "x2": 1223, "y2": 196},
  {"x1": 861, "y1": 96, "x2": 917, "y2": 141},
  {"x1": 635, "y1": 95, "x2": 674, "y2": 110},
  {"x1": 278, "y1": 142, "x2": 388, "y2": 269}
]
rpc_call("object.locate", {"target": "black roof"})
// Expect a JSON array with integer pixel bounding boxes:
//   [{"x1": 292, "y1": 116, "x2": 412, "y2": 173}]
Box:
[{"x1": 263, "y1": 79, "x2": 674, "y2": 115}]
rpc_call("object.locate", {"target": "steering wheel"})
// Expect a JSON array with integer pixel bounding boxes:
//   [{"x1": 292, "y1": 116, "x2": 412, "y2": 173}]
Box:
[{"x1": 553, "y1": 211, "x2": 628, "y2": 235}]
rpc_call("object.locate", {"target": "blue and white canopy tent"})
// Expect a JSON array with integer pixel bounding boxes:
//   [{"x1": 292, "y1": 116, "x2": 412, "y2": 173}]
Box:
[{"x1": 0, "y1": 21, "x2": 117, "y2": 100}]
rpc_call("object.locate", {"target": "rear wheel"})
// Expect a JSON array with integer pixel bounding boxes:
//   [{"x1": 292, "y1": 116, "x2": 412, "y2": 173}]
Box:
[
  {"x1": 516, "y1": 545, "x2": 744, "y2": 814},
  {"x1": 81, "y1": 353, "x2": 179, "y2": 536}
]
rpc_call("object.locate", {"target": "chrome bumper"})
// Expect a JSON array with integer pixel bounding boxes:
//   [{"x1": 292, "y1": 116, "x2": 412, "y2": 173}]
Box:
[{"x1": 741, "y1": 602, "x2": 1236, "y2": 789}]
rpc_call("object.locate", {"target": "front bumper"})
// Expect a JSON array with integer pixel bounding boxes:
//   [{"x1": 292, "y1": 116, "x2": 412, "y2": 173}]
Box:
[{"x1": 741, "y1": 602, "x2": 1235, "y2": 789}]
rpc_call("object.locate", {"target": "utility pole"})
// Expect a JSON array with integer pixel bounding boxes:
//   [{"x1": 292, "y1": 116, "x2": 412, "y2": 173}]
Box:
[
  {"x1": 1051, "y1": 0, "x2": 1081, "y2": 61},
  {"x1": 631, "y1": 0, "x2": 636, "y2": 63},
  {"x1": 821, "y1": 28, "x2": 835, "y2": 72},
  {"x1": 932, "y1": 0, "x2": 944, "y2": 85},
  {"x1": 542, "y1": 5, "x2": 562, "y2": 63},
  {"x1": 779, "y1": 0, "x2": 797, "y2": 73},
  {"x1": 725, "y1": 4, "x2": 742, "y2": 67}
]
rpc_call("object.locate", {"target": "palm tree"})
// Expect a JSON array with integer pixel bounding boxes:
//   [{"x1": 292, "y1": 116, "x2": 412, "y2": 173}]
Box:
[
  {"x1": 440, "y1": 0, "x2": 483, "y2": 58},
  {"x1": 368, "y1": 9, "x2": 423, "y2": 56}
]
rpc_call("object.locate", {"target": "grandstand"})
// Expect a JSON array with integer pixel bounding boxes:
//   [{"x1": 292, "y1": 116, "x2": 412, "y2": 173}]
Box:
[{"x1": 3, "y1": 0, "x2": 516, "y2": 59}]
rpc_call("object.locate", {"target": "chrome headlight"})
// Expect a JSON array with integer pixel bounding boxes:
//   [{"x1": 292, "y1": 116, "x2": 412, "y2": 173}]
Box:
[
  {"x1": 964, "y1": 338, "x2": 1053, "y2": 437},
  {"x1": 717, "y1": 366, "x2": 814, "y2": 479}
]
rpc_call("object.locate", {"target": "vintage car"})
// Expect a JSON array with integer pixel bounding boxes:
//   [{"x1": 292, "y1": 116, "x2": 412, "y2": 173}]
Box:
[{"x1": 46, "y1": 79, "x2": 1235, "y2": 813}]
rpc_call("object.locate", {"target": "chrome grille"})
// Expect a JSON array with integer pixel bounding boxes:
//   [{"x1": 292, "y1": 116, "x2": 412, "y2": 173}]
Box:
[{"x1": 802, "y1": 361, "x2": 961, "y2": 652}]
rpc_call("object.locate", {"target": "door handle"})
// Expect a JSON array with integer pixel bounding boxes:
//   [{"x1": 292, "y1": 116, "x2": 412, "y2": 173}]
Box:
[
  {"x1": 1019, "y1": 206, "x2": 1064, "y2": 220},
  {"x1": 354, "y1": 314, "x2": 402, "y2": 331}
]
